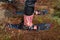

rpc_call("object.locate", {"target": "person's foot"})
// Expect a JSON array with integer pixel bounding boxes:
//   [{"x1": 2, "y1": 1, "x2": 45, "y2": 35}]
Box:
[
  {"x1": 22, "y1": 24, "x2": 38, "y2": 31},
  {"x1": 24, "y1": 15, "x2": 38, "y2": 31}
]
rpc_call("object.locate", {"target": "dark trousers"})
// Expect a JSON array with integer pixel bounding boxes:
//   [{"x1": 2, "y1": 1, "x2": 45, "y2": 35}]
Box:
[{"x1": 24, "y1": 0, "x2": 36, "y2": 16}]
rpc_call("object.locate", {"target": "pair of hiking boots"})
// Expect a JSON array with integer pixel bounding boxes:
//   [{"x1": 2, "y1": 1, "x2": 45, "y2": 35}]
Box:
[{"x1": 8, "y1": 23, "x2": 51, "y2": 31}]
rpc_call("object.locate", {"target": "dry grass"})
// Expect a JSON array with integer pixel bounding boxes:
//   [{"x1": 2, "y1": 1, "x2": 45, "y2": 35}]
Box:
[
  {"x1": 0, "y1": 1, "x2": 60, "y2": 40},
  {"x1": 0, "y1": 15, "x2": 60, "y2": 40},
  {"x1": 0, "y1": 25, "x2": 60, "y2": 40}
]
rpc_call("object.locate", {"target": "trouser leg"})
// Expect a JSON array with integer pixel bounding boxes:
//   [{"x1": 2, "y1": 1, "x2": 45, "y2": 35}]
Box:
[
  {"x1": 24, "y1": 0, "x2": 36, "y2": 16},
  {"x1": 24, "y1": 0, "x2": 36, "y2": 26}
]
